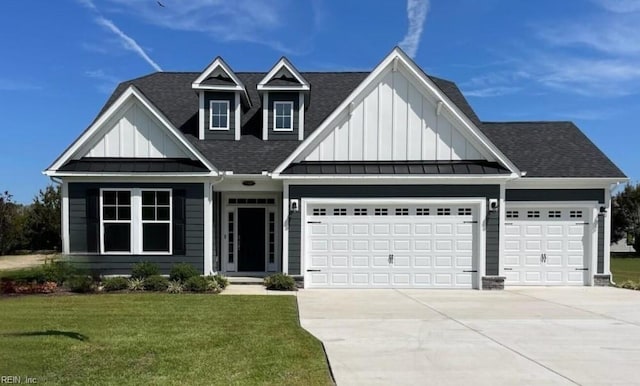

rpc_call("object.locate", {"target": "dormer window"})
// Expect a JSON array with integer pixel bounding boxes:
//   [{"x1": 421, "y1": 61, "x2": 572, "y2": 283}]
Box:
[
  {"x1": 274, "y1": 101, "x2": 293, "y2": 131},
  {"x1": 209, "y1": 100, "x2": 229, "y2": 130}
]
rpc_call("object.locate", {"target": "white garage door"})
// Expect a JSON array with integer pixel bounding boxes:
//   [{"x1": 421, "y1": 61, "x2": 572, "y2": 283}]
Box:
[
  {"x1": 504, "y1": 206, "x2": 591, "y2": 286},
  {"x1": 304, "y1": 202, "x2": 479, "y2": 288}
]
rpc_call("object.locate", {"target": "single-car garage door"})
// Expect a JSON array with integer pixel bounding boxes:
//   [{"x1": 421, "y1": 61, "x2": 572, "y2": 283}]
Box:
[
  {"x1": 304, "y1": 201, "x2": 480, "y2": 288},
  {"x1": 504, "y1": 205, "x2": 593, "y2": 286}
]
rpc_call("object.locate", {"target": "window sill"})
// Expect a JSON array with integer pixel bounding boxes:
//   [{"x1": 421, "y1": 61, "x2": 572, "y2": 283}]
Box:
[
  {"x1": 273, "y1": 128, "x2": 294, "y2": 132},
  {"x1": 209, "y1": 127, "x2": 230, "y2": 131}
]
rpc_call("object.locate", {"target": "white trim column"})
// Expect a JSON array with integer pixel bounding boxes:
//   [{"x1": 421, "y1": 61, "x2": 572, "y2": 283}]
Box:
[
  {"x1": 198, "y1": 91, "x2": 205, "y2": 140},
  {"x1": 61, "y1": 180, "x2": 70, "y2": 255},
  {"x1": 282, "y1": 180, "x2": 289, "y2": 274},
  {"x1": 234, "y1": 92, "x2": 241, "y2": 141},
  {"x1": 604, "y1": 187, "x2": 612, "y2": 275},
  {"x1": 204, "y1": 182, "x2": 213, "y2": 274}
]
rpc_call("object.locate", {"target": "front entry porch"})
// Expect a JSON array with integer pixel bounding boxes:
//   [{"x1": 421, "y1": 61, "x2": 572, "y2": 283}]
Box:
[{"x1": 219, "y1": 192, "x2": 281, "y2": 274}]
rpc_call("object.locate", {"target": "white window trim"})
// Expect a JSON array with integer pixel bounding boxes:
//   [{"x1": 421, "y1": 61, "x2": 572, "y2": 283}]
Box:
[
  {"x1": 140, "y1": 189, "x2": 173, "y2": 255},
  {"x1": 273, "y1": 101, "x2": 294, "y2": 131},
  {"x1": 99, "y1": 188, "x2": 173, "y2": 255},
  {"x1": 209, "y1": 100, "x2": 230, "y2": 131}
]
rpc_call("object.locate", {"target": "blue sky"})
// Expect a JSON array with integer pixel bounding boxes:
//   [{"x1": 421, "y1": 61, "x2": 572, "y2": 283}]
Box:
[{"x1": 0, "y1": 0, "x2": 638, "y2": 203}]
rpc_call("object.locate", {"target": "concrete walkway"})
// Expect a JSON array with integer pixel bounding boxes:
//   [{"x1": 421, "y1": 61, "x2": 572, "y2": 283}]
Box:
[{"x1": 298, "y1": 287, "x2": 640, "y2": 386}]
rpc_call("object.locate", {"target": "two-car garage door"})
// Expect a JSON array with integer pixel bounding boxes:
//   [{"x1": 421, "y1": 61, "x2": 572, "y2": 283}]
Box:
[{"x1": 304, "y1": 202, "x2": 479, "y2": 288}]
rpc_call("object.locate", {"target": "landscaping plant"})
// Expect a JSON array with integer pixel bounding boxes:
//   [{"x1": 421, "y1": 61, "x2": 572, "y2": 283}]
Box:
[
  {"x1": 130, "y1": 262, "x2": 160, "y2": 279},
  {"x1": 102, "y1": 277, "x2": 129, "y2": 292},
  {"x1": 263, "y1": 273, "x2": 296, "y2": 291},
  {"x1": 143, "y1": 275, "x2": 170, "y2": 292},
  {"x1": 169, "y1": 263, "x2": 199, "y2": 282},
  {"x1": 127, "y1": 278, "x2": 145, "y2": 291}
]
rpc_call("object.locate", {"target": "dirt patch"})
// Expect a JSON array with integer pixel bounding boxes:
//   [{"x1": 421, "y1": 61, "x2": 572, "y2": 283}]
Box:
[{"x1": 0, "y1": 254, "x2": 57, "y2": 271}]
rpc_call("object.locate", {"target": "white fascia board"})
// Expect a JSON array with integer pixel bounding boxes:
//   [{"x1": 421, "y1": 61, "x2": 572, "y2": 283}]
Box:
[
  {"x1": 257, "y1": 57, "x2": 310, "y2": 89},
  {"x1": 506, "y1": 177, "x2": 628, "y2": 189},
  {"x1": 272, "y1": 47, "x2": 520, "y2": 176},
  {"x1": 46, "y1": 86, "x2": 219, "y2": 174},
  {"x1": 257, "y1": 85, "x2": 310, "y2": 91}
]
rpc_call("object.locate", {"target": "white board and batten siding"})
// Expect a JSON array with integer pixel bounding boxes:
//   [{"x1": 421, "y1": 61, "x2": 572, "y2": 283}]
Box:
[
  {"x1": 83, "y1": 100, "x2": 191, "y2": 159},
  {"x1": 304, "y1": 69, "x2": 485, "y2": 162}
]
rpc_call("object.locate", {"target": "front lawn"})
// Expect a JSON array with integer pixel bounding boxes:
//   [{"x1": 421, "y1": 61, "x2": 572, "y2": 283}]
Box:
[
  {"x1": 611, "y1": 256, "x2": 640, "y2": 283},
  {"x1": 0, "y1": 294, "x2": 332, "y2": 385}
]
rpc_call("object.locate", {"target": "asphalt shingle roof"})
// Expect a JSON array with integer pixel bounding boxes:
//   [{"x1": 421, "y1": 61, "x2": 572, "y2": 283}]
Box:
[
  {"x1": 86, "y1": 70, "x2": 624, "y2": 178},
  {"x1": 481, "y1": 121, "x2": 625, "y2": 178}
]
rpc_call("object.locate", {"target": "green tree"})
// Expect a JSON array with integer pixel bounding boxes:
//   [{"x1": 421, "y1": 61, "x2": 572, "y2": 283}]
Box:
[
  {"x1": 0, "y1": 191, "x2": 27, "y2": 255},
  {"x1": 24, "y1": 185, "x2": 61, "y2": 251},
  {"x1": 611, "y1": 183, "x2": 640, "y2": 251}
]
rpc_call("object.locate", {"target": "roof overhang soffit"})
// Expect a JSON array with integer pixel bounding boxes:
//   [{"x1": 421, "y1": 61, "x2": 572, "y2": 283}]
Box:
[
  {"x1": 272, "y1": 47, "x2": 521, "y2": 176},
  {"x1": 45, "y1": 85, "x2": 219, "y2": 175},
  {"x1": 192, "y1": 57, "x2": 251, "y2": 107}
]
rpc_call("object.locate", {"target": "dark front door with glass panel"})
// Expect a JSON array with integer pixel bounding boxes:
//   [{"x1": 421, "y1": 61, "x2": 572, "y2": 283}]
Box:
[{"x1": 237, "y1": 207, "x2": 266, "y2": 272}]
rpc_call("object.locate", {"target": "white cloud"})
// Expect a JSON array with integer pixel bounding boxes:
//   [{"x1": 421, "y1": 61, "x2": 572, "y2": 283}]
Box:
[
  {"x1": 77, "y1": 0, "x2": 162, "y2": 72},
  {"x1": 84, "y1": 69, "x2": 122, "y2": 93},
  {"x1": 102, "y1": 0, "x2": 303, "y2": 54},
  {"x1": 95, "y1": 17, "x2": 162, "y2": 72},
  {"x1": 592, "y1": 0, "x2": 640, "y2": 13},
  {"x1": 463, "y1": 86, "x2": 521, "y2": 98},
  {"x1": 398, "y1": 0, "x2": 429, "y2": 58}
]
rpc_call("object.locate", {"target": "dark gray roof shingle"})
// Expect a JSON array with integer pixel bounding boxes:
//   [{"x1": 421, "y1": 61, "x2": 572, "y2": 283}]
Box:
[
  {"x1": 481, "y1": 121, "x2": 625, "y2": 178},
  {"x1": 84, "y1": 70, "x2": 624, "y2": 178}
]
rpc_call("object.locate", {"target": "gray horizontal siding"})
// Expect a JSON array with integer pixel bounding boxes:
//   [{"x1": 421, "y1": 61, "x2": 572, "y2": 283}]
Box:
[
  {"x1": 204, "y1": 91, "x2": 235, "y2": 140},
  {"x1": 506, "y1": 189, "x2": 604, "y2": 204},
  {"x1": 268, "y1": 92, "x2": 299, "y2": 140},
  {"x1": 68, "y1": 182, "x2": 204, "y2": 275},
  {"x1": 288, "y1": 184, "x2": 500, "y2": 276}
]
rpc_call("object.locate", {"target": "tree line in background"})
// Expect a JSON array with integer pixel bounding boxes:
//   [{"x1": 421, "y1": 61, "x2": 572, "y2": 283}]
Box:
[
  {"x1": 611, "y1": 183, "x2": 640, "y2": 253},
  {"x1": 0, "y1": 185, "x2": 61, "y2": 255}
]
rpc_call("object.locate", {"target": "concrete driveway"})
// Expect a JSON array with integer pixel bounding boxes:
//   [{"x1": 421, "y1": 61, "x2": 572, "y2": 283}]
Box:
[{"x1": 297, "y1": 287, "x2": 640, "y2": 385}]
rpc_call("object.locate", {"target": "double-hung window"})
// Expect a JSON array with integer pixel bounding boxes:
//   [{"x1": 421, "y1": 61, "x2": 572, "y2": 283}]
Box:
[
  {"x1": 100, "y1": 189, "x2": 172, "y2": 255},
  {"x1": 141, "y1": 190, "x2": 172, "y2": 253},
  {"x1": 273, "y1": 101, "x2": 293, "y2": 131},
  {"x1": 210, "y1": 100, "x2": 229, "y2": 130},
  {"x1": 102, "y1": 190, "x2": 132, "y2": 253}
]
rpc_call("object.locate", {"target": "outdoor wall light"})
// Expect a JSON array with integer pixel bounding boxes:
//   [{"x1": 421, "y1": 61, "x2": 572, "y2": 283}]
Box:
[
  {"x1": 599, "y1": 206, "x2": 607, "y2": 215},
  {"x1": 290, "y1": 199, "x2": 300, "y2": 212},
  {"x1": 488, "y1": 198, "x2": 499, "y2": 212},
  {"x1": 242, "y1": 180, "x2": 256, "y2": 186}
]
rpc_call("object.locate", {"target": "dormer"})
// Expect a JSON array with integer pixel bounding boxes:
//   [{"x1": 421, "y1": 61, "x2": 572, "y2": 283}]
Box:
[
  {"x1": 192, "y1": 57, "x2": 250, "y2": 141},
  {"x1": 258, "y1": 57, "x2": 309, "y2": 141}
]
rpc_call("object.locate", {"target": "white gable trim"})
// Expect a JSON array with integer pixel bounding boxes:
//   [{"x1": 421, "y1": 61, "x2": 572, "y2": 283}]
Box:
[
  {"x1": 273, "y1": 47, "x2": 520, "y2": 175},
  {"x1": 46, "y1": 86, "x2": 218, "y2": 174},
  {"x1": 192, "y1": 57, "x2": 251, "y2": 107},
  {"x1": 257, "y1": 57, "x2": 310, "y2": 91}
]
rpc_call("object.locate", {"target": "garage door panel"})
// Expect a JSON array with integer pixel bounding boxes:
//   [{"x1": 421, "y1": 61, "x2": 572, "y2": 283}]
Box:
[
  {"x1": 305, "y1": 202, "x2": 478, "y2": 289},
  {"x1": 504, "y1": 205, "x2": 590, "y2": 286}
]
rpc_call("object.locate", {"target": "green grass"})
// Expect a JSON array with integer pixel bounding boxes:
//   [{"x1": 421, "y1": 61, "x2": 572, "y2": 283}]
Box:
[
  {"x1": 0, "y1": 294, "x2": 332, "y2": 385},
  {"x1": 611, "y1": 256, "x2": 640, "y2": 283}
]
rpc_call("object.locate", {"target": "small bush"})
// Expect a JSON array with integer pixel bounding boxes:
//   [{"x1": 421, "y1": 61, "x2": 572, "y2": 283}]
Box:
[
  {"x1": 0, "y1": 266, "x2": 47, "y2": 284},
  {"x1": 131, "y1": 262, "x2": 160, "y2": 279},
  {"x1": 128, "y1": 278, "x2": 145, "y2": 291},
  {"x1": 166, "y1": 280, "x2": 183, "y2": 294},
  {"x1": 66, "y1": 275, "x2": 95, "y2": 293},
  {"x1": 263, "y1": 273, "x2": 296, "y2": 291},
  {"x1": 42, "y1": 259, "x2": 77, "y2": 285},
  {"x1": 102, "y1": 276, "x2": 129, "y2": 292},
  {"x1": 144, "y1": 275, "x2": 169, "y2": 291},
  {"x1": 212, "y1": 274, "x2": 229, "y2": 289},
  {"x1": 169, "y1": 263, "x2": 200, "y2": 282},
  {"x1": 204, "y1": 276, "x2": 222, "y2": 294},
  {"x1": 184, "y1": 276, "x2": 208, "y2": 292}
]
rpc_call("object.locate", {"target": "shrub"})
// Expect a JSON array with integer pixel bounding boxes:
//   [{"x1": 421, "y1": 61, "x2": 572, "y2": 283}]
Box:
[
  {"x1": 204, "y1": 276, "x2": 222, "y2": 294},
  {"x1": 144, "y1": 275, "x2": 169, "y2": 292},
  {"x1": 131, "y1": 262, "x2": 160, "y2": 279},
  {"x1": 42, "y1": 259, "x2": 77, "y2": 284},
  {"x1": 184, "y1": 276, "x2": 208, "y2": 292},
  {"x1": 166, "y1": 280, "x2": 183, "y2": 294},
  {"x1": 619, "y1": 280, "x2": 640, "y2": 290},
  {"x1": 0, "y1": 266, "x2": 47, "y2": 284},
  {"x1": 263, "y1": 273, "x2": 296, "y2": 291},
  {"x1": 169, "y1": 263, "x2": 200, "y2": 282},
  {"x1": 212, "y1": 274, "x2": 229, "y2": 289},
  {"x1": 128, "y1": 278, "x2": 145, "y2": 291},
  {"x1": 102, "y1": 276, "x2": 128, "y2": 292},
  {"x1": 66, "y1": 275, "x2": 95, "y2": 293}
]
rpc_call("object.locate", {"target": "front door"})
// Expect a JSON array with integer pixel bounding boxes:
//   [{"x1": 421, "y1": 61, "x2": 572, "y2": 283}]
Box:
[{"x1": 237, "y1": 207, "x2": 266, "y2": 272}]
